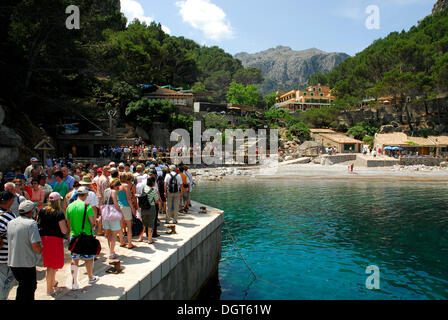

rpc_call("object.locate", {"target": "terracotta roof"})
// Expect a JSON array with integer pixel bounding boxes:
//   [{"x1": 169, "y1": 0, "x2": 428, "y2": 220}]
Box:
[
  {"x1": 319, "y1": 134, "x2": 362, "y2": 144},
  {"x1": 429, "y1": 136, "x2": 448, "y2": 146},
  {"x1": 375, "y1": 133, "x2": 408, "y2": 146},
  {"x1": 406, "y1": 136, "x2": 435, "y2": 147},
  {"x1": 375, "y1": 133, "x2": 437, "y2": 147},
  {"x1": 310, "y1": 128, "x2": 337, "y2": 134}
]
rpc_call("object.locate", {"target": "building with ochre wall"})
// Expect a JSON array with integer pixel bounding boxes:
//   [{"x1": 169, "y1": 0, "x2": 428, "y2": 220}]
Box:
[{"x1": 275, "y1": 85, "x2": 336, "y2": 112}]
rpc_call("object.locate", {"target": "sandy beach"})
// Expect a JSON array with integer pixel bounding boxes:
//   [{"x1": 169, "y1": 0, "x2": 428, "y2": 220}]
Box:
[{"x1": 192, "y1": 162, "x2": 448, "y2": 183}]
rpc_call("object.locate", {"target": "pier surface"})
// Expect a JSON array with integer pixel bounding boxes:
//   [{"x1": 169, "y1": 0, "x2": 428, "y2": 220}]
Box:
[{"x1": 7, "y1": 201, "x2": 224, "y2": 300}]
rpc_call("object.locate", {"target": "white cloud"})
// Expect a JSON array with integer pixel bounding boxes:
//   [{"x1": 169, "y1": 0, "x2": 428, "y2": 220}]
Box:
[
  {"x1": 120, "y1": 0, "x2": 171, "y2": 34},
  {"x1": 176, "y1": 0, "x2": 234, "y2": 41}
]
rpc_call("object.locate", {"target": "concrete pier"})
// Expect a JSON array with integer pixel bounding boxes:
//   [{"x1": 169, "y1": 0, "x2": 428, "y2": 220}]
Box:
[{"x1": 6, "y1": 201, "x2": 224, "y2": 300}]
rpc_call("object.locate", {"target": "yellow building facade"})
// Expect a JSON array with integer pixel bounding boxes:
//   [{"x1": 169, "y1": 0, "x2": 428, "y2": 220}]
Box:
[{"x1": 275, "y1": 85, "x2": 336, "y2": 112}]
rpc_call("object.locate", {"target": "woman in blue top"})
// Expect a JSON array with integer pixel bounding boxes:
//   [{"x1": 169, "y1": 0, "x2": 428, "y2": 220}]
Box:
[{"x1": 118, "y1": 173, "x2": 136, "y2": 249}]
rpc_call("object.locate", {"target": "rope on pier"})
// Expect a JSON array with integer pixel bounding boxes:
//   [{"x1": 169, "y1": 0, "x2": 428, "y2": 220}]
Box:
[{"x1": 223, "y1": 220, "x2": 294, "y2": 295}]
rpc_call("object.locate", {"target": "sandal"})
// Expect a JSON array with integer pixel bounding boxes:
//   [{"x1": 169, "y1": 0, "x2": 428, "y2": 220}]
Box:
[
  {"x1": 119, "y1": 243, "x2": 127, "y2": 247},
  {"x1": 49, "y1": 287, "x2": 63, "y2": 297},
  {"x1": 127, "y1": 244, "x2": 137, "y2": 249},
  {"x1": 106, "y1": 267, "x2": 121, "y2": 274},
  {"x1": 109, "y1": 253, "x2": 118, "y2": 259},
  {"x1": 147, "y1": 239, "x2": 155, "y2": 244}
]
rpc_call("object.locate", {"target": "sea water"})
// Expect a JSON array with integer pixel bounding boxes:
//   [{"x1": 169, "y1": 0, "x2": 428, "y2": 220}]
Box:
[{"x1": 191, "y1": 180, "x2": 448, "y2": 300}]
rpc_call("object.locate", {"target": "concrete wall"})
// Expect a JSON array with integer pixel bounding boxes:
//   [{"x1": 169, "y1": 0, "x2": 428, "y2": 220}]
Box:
[
  {"x1": 355, "y1": 156, "x2": 400, "y2": 167},
  {"x1": 142, "y1": 224, "x2": 222, "y2": 300},
  {"x1": 321, "y1": 154, "x2": 357, "y2": 164},
  {"x1": 118, "y1": 211, "x2": 224, "y2": 300}
]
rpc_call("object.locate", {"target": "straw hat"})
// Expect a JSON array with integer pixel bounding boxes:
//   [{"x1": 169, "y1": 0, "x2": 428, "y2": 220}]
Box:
[{"x1": 79, "y1": 175, "x2": 93, "y2": 185}]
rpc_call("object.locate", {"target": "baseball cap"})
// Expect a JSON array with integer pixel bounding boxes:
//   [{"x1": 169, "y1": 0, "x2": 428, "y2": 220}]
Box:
[
  {"x1": 49, "y1": 192, "x2": 63, "y2": 201},
  {"x1": 16, "y1": 174, "x2": 26, "y2": 180},
  {"x1": 6, "y1": 172, "x2": 15, "y2": 180},
  {"x1": 30, "y1": 157, "x2": 39, "y2": 162},
  {"x1": 77, "y1": 186, "x2": 89, "y2": 195},
  {"x1": 0, "y1": 191, "x2": 14, "y2": 202},
  {"x1": 19, "y1": 200, "x2": 37, "y2": 214},
  {"x1": 97, "y1": 168, "x2": 103, "y2": 173}
]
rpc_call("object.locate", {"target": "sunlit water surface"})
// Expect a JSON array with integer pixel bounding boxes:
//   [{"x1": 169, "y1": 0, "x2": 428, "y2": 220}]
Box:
[{"x1": 191, "y1": 180, "x2": 448, "y2": 300}]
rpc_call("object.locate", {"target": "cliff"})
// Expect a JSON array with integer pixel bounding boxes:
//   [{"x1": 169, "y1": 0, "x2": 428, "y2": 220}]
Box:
[
  {"x1": 433, "y1": 0, "x2": 448, "y2": 14},
  {"x1": 234, "y1": 46, "x2": 349, "y2": 95}
]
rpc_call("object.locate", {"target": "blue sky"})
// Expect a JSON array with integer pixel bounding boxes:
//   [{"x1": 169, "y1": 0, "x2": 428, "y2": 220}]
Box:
[{"x1": 120, "y1": 0, "x2": 436, "y2": 56}]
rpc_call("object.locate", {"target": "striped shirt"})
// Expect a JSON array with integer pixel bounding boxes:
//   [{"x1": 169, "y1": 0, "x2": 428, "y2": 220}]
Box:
[{"x1": 0, "y1": 208, "x2": 16, "y2": 264}]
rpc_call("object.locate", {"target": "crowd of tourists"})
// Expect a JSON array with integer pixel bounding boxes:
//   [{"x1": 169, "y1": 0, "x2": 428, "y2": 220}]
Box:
[
  {"x1": 101, "y1": 144, "x2": 201, "y2": 163},
  {"x1": 0, "y1": 156, "x2": 193, "y2": 300}
]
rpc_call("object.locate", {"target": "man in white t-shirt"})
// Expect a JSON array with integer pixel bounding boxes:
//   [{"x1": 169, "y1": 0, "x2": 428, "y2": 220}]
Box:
[{"x1": 164, "y1": 165, "x2": 183, "y2": 224}]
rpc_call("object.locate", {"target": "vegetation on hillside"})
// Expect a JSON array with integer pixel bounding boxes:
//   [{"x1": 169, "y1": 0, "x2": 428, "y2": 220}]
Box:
[
  {"x1": 311, "y1": 9, "x2": 448, "y2": 105},
  {"x1": 0, "y1": 0, "x2": 263, "y2": 132}
]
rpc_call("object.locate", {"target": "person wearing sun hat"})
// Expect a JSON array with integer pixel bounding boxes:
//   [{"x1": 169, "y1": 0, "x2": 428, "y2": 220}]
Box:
[
  {"x1": 24, "y1": 157, "x2": 39, "y2": 179},
  {"x1": 37, "y1": 192, "x2": 68, "y2": 296},
  {"x1": 79, "y1": 175, "x2": 100, "y2": 234}
]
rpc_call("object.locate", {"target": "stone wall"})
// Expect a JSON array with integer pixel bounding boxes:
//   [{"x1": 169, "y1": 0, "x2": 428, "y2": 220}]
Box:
[{"x1": 399, "y1": 157, "x2": 445, "y2": 167}]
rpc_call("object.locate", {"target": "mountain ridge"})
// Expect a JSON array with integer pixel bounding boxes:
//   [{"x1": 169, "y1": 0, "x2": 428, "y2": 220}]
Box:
[{"x1": 234, "y1": 46, "x2": 350, "y2": 95}]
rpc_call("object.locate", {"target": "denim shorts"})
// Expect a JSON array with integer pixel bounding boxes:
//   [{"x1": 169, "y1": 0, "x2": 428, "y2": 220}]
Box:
[{"x1": 71, "y1": 253, "x2": 95, "y2": 260}]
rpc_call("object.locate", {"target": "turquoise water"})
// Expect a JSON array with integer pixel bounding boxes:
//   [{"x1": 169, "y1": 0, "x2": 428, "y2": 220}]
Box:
[{"x1": 191, "y1": 181, "x2": 448, "y2": 300}]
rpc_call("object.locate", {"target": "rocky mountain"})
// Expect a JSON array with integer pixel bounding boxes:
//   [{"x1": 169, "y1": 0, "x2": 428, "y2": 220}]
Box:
[
  {"x1": 235, "y1": 46, "x2": 350, "y2": 95},
  {"x1": 433, "y1": 0, "x2": 448, "y2": 14}
]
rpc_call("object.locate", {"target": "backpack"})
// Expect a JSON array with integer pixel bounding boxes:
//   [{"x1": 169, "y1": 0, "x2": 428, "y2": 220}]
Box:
[
  {"x1": 168, "y1": 173, "x2": 180, "y2": 193},
  {"x1": 137, "y1": 189, "x2": 151, "y2": 210}
]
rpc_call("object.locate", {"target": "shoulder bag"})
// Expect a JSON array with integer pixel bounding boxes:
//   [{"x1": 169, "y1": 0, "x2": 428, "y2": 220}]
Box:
[
  {"x1": 101, "y1": 189, "x2": 123, "y2": 222},
  {"x1": 68, "y1": 203, "x2": 101, "y2": 256}
]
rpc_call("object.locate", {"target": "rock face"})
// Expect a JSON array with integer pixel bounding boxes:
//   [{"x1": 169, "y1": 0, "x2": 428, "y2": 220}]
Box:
[
  {"x1": 0, "y1": 105, "x2": 22, "y2": 171},
  {"x1": 433, "y1": 0, "x2": 448, "y2": 14},
  {"x1": 234, "y1": 46, "x2": 350, "y2": 95}
]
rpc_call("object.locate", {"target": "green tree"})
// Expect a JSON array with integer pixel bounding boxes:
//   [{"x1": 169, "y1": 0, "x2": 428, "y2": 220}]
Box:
[
  {"x1": 125, "y1": 99, "x2": 176, "y2": 132},
  {"x1": 226, "y1": 82, "x2": 260, "y2": 106},
  {"x1": 264, "y1": 92, "x2": 278, "y2": 109}
]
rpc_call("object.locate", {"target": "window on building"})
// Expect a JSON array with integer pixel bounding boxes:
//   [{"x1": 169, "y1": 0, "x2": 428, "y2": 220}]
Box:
[
  {"x1": 311, "y1": 93, "x2": 314, "y2": 96},
  {"x1": 344, "y1": 144, "x2": 355, "y2": 151},
  {"x1": 319, "y1": 88, "x2": 322, "y2": 92},
  {"x1": 320, "y1": 93, "x2": 324, "y2": 96},
  {"x1": 304, "y1": 92, "x2": 307, "y2": 96},
  {"x1": 313, "y1": 88, "x2": 316, "y2": 91}
]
